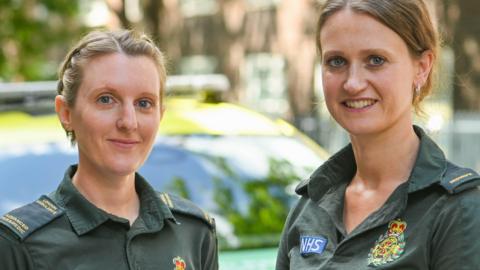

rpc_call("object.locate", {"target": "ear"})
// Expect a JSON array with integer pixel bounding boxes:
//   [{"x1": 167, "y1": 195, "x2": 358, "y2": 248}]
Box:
[
  {"x1": 414, "y1": 50, "x2": 434, "y2": 86},
  {"x1": 55, "y1": 95, "x2": 72, "y2": 131}
]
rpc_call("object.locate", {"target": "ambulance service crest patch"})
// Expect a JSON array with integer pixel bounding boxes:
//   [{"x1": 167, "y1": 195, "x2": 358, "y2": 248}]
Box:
[
  {"x1": 368, "y1": 219, "x2": 407, "y2": 267},
  {"x1": 173, "y1": 256, "x2": 186, "y2": 270}
]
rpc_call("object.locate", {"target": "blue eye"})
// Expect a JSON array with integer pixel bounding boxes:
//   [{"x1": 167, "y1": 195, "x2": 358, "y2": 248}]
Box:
[
  {"x1": 97, "y1": 95, "x2": 113, "y2": 104},
  {"x1": 369, "y1": 56, "x2": 385, "y2": 66},
  {"x1": 137, "y1": 99, "x2": 152, "y2": 109},
  {"x1": 326, "y1": 57, "x2": 346, "y2": 68}
]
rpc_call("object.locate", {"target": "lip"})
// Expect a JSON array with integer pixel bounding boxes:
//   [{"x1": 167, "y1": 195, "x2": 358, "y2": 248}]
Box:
[{"x1": 108, "y1": 138, "x2": 140, "y2": 149}]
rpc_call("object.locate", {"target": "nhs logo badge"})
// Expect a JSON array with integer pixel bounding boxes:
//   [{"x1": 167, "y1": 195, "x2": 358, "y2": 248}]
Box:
[{"x1": 300, "y1": 235, "x2": 328, "y2": 256}]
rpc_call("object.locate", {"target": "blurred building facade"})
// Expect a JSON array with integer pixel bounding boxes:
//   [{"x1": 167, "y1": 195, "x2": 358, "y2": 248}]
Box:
[
  {"x1": 1, "y1": 0, "x2": 479, "y2": 170},
  {"x1": 100, "y1": 0, "x2": 322, "y2": 140},
  {"x1": 83, "y1": 0, "x2": 480, "y2": 170}
]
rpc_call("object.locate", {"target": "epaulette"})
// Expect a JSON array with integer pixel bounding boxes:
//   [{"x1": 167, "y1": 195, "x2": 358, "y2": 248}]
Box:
[
  {"x1": 0, "y1": 195, "x2": 64, "y2": 241},
  {"x1": 295, "y1": 178, "x2": 310, "y2": 195},
  {"x1": 439, "y1": 162, "x2": 480, "y2": 194},
  {"x1": 158, "y1": 193, "x2": 215, "y2": 229}
]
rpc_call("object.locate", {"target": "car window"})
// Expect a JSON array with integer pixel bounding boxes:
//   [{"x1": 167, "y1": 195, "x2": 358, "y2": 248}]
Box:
[{"x1": 142, "y1": 135, "x2": 322, "y2": 212}]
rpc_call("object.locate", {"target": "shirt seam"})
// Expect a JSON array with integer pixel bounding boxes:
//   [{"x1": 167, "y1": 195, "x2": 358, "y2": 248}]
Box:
[
  {"x1": 430, "y1": 193, "x2": 469, "y2": 269},
  {"x1": 457, "y1": 193, "x2": 471, "y2": 269},
  {"x1": 427, "y1": 193, "x2": 446, "y2": 268}
]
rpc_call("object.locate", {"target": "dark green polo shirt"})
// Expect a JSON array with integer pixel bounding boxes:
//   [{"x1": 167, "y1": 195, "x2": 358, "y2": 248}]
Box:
[
  {"x1": 0, "y1": 165, "x2": 218, "y2": 270},
  {"x1": 276, "y1": 126, "x2": 480, "y2": 269}
]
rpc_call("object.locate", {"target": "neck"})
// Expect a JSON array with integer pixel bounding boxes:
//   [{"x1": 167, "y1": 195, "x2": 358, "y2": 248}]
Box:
[
  {"x1": 349, "y1": 124, "x2": 420, "y2": 190},
  {"x1": 72, "y1": 162, "x2": 140, "y2": 225}
]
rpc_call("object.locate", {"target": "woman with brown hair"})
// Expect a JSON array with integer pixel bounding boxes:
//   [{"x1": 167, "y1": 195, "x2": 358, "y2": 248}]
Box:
[{"x1": 276, "y1": 0, "x2": 480, "y2": 269}]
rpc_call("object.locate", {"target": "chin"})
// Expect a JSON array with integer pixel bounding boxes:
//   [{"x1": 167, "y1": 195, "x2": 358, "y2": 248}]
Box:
[
  {"x1": 107, "y1": 161, "x2": 142, "y2": 176},
  {"x1": 339, "y1": 121, "x2": 383, "y2": 137}
]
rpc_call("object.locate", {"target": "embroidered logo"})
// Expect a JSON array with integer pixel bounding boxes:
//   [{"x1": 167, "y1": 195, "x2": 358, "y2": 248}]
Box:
[
  {"x1": 368, "y1": 219, "x2": 407, "y2": 266},
  {"x1": 173, "y1": 256, "x2": 186, "y2": 270},
  {"x1": 300, "y1": 235, "x2": 328, "y2": 256}
]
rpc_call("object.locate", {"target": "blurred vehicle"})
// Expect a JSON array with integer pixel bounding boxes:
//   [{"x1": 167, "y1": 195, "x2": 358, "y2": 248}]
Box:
[{"x1": 0, "y1": 75, "x2": 329, "y2": 269}]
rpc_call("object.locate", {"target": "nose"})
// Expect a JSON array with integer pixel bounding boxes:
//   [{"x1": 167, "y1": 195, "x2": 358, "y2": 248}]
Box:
[
  {"x1": 343, "y1": 64, "x2": 368, "y2": 94},
  {"x1": 117, "y1": 104, "x2": 138, "y2": 131}
]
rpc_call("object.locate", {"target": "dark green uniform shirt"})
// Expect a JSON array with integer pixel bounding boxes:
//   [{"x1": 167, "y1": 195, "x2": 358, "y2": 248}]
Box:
[
  {"x1": 276, "y1": 126, "x2": 480, "y2": 270},
  {"x1": 0, "y1": 165, "x2": 218, "y2": 270}
]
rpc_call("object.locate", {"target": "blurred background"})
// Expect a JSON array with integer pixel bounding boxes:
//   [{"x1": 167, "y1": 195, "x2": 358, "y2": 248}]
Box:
[{"x1": 0, "y1": 0, "x2": 479, "y2": 170}]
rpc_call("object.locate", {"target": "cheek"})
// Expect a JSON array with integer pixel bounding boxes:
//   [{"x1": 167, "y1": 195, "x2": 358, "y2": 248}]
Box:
[
  {"x1": 322, "y1": 73, "x2": 341, "y2": 106},
  {"x1": 386, "y1": 64, "x2": 415, "y2": 89},
  {"x1": 322, "y1": 70, "x2": 343, "y2": 90},
  {"x1": 81, "y1": 113, "x2": 112, "y2": 131},
  {"x1": 379, "y1": 70, "x2": 414, "y2": 105},
  {"x1": 75, "y1": 117, "x2": 103, "y2": 140},
  {"x1": 141, "y1": 115, "x2": 160, "y2": 139},
  {"x1": 71, "y1": 109, "x2": 112, "y2": 139}
]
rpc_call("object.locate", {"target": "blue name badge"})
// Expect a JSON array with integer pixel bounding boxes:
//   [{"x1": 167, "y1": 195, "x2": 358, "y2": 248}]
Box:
[{"x1": 300, "y1": 235, "x2": 328, "y2": 256}]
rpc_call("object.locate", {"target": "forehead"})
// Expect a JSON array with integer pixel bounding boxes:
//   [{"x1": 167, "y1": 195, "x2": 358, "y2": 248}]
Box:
[
  {"x1": 79, "y1": 53, "x2": 160, "y2": 94},
  {"x1": 84, "y1": 52, "x2": 157, "y2": 73},
  {"x1": 319, "y1": 9, "x2": 408, "y2": 54}
]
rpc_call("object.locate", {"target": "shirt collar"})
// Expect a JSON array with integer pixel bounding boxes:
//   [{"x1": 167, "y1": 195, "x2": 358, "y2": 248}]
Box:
[
  {"x1": 55, "y1": 165, "x2": 176, "y2": 235},
  {"x1": 306, "y1": 125, "x2": 447, "y2": 201},
  {"x1": 134, "y1": 172, "x2": 176, "y2": 231},
  {"x1": 307, "y1": 143, "x2": 356, "y2": 202},
  {"x1": 407, "y1": 125, "x2": 447, "y2": 192}
]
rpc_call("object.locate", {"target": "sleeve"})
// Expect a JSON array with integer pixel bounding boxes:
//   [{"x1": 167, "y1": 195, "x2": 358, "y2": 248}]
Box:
[
  {"x1": 202, "y1": 223, "x2": 219, "y2": 270},
  {"x1": 0, "y1": 231, "x2": 34, "y2": 270},
  {"x1": 276, "y1": 197, "x2": 305, "y2": 270},
  {"x1": 276, "y1": 223, "x2": 291, "y2": 270},
  {"x1": 430, "y1": 188, "x2": 480, "y2": 270}
]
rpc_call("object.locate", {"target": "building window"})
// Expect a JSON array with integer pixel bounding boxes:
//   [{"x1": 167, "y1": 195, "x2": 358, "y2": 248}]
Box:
[
  {"x1": 179, "y1": 55, "x2": 218, "y2": 74},
  {"x1": 245, "y1": 53, "x2": 287, "y2": 117},
  {"x1": 180, "y1": 0, "x2": 218, "y2": 17},
  {"x1": 246, "y1": 0, "x2": 281, "y2": 10}
]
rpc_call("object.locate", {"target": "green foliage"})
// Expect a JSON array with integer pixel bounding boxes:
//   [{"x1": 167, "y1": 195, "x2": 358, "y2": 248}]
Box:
[
  {"x1": 232, "y1": 159, "x2": 299, "y2": 235},
  {"x1": 0, "y1": 0, "x2": 86, "y2": 81},
  {"x1": 166, "y1": 176, "x2": 191, "y2": 199},
  {"x1": 163, "y1": 150, "x2": 308, "y2": 248},
  {"x1": 210, "y1": 156, "x2": 302, "y2": 244}
]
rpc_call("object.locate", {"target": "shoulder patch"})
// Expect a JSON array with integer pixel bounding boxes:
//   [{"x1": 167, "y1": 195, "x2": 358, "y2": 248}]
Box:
[
  {"x1": 0, "y1": 195, "x2": 64, "y2": 241},
  {"x1": 295, "y1": 178, "x2": 309, "y2": 195},
  {"x1": 440, "y1": 163, "x2": 480, "y2": 194},
  {"x1": 158, "y1": 193, "x2": 215, "y2": 229}
]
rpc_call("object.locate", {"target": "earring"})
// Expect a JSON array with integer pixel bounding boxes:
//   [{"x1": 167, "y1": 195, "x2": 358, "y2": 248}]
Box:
[{"x1": 415, "y1": 84, "x2": 421, "y2": 97}]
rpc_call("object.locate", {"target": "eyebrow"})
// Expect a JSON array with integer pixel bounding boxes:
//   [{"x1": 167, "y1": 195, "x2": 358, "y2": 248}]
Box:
[
  {"x1": 138, "y1": 92, "x2": 160, "y2": 101},
  {"x1": 359, "y1": 48, "x2": 394, "y2": 57},
  {"x1": 90, "y1": 87, "x2": 160, "y2": 100},
  {"x1": 322, "y1": 50, "x2": 343, "y2": 58},
  {"x1": 323, "y1": 48, "x2": 395, "y2": 58}
]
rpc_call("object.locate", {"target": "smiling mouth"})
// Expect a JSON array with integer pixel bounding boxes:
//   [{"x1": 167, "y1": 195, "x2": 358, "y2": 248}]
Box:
[{"x1": 344, "y1": 99, "x2": 376, "y2": 109}]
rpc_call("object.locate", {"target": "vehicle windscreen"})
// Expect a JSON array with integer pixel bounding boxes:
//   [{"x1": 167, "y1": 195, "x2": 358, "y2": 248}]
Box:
[{"x1": 0, "y1": 135, "x2": 324, "y2": 248}]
